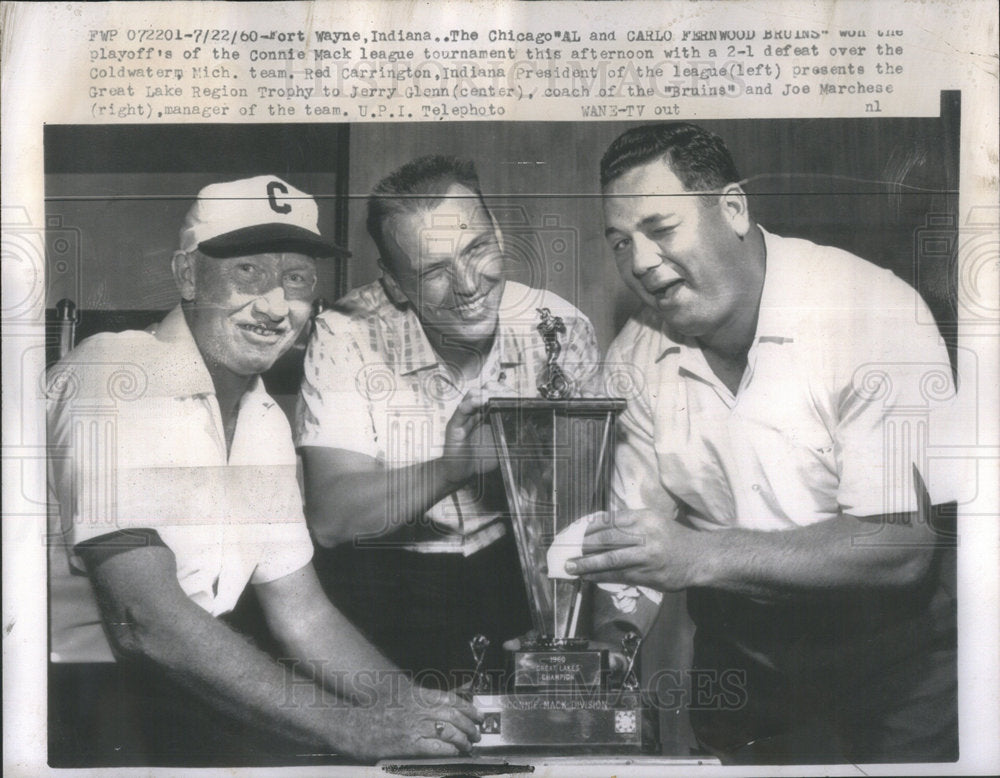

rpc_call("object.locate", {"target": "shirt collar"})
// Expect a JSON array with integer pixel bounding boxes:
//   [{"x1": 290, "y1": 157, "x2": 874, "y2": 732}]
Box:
[{"x1": 751, "y1": 226, "x2": 796, "y2": 344}]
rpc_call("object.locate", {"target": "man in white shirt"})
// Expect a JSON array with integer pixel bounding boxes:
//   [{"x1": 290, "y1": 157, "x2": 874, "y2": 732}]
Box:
[
  {"x1": 48, "y1": 175, "x2": 480, "y2": 766},
  {"x1": 297, "y1": 156, "x2": 602, "y2": 683},
  {"x1": 568, "y1": 123, "x2": 958, "y2": 763}
]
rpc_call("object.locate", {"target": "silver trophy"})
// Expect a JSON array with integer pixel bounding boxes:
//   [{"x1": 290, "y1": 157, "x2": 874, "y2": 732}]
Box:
[{"x1": 471, "y1": 309, "x2": 655, "y2": 753}]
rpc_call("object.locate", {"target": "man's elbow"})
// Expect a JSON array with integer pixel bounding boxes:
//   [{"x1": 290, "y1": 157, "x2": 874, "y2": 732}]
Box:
[
  {"x1": 304, "y1": 503, "x2": 350, "y2": 548},
  {"x1": 847, "y1": 513, "x2": 938, "y2": 587},
  {"x1": 310, "y1": 524, "x2": 348, "y2": 549},
  {"x1": 103, "y1": 600, "x2": 181, "y2": 665}
]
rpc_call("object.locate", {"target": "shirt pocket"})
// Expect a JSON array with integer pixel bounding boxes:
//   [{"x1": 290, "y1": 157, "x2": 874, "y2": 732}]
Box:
[
  {"x1": 732, "y1": 398, "x2": 841, "y2": 524},
  {"x1": 775, "y1": 422, "x2": 841, "y2": 521}
]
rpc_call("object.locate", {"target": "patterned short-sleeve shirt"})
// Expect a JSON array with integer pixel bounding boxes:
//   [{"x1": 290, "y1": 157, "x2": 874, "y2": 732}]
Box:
[{"x1": 296, "y1": 279, "x2": 602, "y2": 555}]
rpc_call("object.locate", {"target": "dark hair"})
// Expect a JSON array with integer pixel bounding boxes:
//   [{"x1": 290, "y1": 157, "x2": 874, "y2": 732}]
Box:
[
  {"x1": 366, "y1": 155, "x2": 487, "y2": 264},
  {"x1": 599, "y1": 123, "x2": 741, "y2": 194}
]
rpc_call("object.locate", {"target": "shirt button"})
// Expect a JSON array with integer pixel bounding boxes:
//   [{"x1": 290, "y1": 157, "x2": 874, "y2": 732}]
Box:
[{"x1": 751, "y1": 484, "x2": 761, "y2": 492}]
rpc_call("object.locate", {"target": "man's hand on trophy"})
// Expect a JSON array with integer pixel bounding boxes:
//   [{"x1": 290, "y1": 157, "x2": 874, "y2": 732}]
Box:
[
  {"x1": 442, "y1": 383, "x2": 515, "y2": 485},
  {"x1": 349, "y1": 681, "x2": 482, "y2": 761},
  {"x1": 565, "y1": 508, "x2": 707, "y2": 591},
  {"x1": 442, "y1": 388, "x2": 497, "y2": 484}
]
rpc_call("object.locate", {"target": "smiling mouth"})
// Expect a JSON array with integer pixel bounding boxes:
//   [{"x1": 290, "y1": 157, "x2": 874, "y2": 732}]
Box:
[
  {"x1": 647, "y1": 278, "x2": 684, "y2": 299},
  {"x1": 238, "y1": 323, "x2": 287, "y2": 339}
]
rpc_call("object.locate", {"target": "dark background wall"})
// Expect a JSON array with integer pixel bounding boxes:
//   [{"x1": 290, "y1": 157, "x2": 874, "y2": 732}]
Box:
[
  {"x1": 45, "y1": 124, "x2": 350, "y2": 316},
  {"x1": 46, "y1": 94, "x2": 959, "y2": 355}
]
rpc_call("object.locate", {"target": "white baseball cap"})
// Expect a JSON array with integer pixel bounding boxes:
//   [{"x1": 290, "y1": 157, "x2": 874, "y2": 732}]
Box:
[{"x1": 179, "y1": 175, "x2": 343, "y2": 258}]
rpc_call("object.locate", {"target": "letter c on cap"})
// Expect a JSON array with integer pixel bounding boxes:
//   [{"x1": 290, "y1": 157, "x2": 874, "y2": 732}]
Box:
[{"x1": 267, "y1": 181, "x2": 292, "y2": 214}]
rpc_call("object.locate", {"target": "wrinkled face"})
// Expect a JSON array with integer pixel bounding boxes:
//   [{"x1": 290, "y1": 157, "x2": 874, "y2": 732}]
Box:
[
  {"x1": 182, "y1": 252, "x2": 317, "y2": 376},
  {"x1": 603, "y1": 158, "x2": 749, "y2": 339},
  {"x1": 381, "y1": 184, "x2": 505, "y2": 346}
]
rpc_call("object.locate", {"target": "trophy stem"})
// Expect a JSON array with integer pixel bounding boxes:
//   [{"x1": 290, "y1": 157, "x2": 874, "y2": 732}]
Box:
[
  {"x1": 566, "y1": 579, "x2": 583, "y2": 639},
  {"x1": 551, "y1": 407, "x2": 559, "y2": 639},
  {"x1": 590, "y1": 411, "x2": 615, "y2": 512}
]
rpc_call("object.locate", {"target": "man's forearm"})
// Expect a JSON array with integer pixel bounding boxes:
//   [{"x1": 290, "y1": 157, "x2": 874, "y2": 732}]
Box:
[
  {"x1": 120, "y1": 591, "x2": 374, "y2": 755},
  {"x1": 276, "y1": 604, "x2": 400, "y2": 701},
  {"x1": 303, "y1": 455, "x2": 464, "y2": 547},
  {"x1": 257, "y1": 563, "x2": 403, "y2": 702},
  {"x1": 698, "y1": 512, "x2": 936, "y2": 600},
  {"x1": 89, "y1": 547, "x2": 479, "y2": 761},
  {"x1": 574, "y1": 509, "x2": 940, "y2": 601}
]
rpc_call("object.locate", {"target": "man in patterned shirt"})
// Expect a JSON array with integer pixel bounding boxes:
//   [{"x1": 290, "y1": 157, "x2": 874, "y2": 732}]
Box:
[{"x1": 296, "y1": 156, "x2": 602, "y2": 683}]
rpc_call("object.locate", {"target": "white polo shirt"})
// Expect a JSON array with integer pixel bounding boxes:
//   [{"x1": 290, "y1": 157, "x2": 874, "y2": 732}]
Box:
[
  {"x1": 48, "y1": 306, "x2": 313, "y2": 662},
  {"x1": 295, "y1": 279, "x2": 602, "y2": 555},
  {"x1": 607, "y1": 228, "x2": 957, "y2": 531}
]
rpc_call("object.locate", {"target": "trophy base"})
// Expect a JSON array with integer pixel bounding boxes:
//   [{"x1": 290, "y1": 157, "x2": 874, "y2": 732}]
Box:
[{"x1": 472, "y1": 692, "x2": 657, "y2": 754}]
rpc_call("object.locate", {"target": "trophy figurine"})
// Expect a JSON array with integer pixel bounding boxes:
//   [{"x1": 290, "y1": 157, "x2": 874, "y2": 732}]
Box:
[
  {"x1": 470, "y1": 309, "x2": 657, "y2": 753},
  {"x1": 536, "y1": 307, "x2": 571, "y2": 400}
]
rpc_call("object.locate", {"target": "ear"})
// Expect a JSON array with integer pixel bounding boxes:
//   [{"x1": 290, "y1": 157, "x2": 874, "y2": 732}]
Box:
[
  {"x1": 717, "y1": 184, "x2": 751, "y2": 238},
  {"x1": 378, "y1": 258, "x2": 410, "y2": 306},
  {"x1": 172, "y1": 251, "x2": 198, "y2": 300}
]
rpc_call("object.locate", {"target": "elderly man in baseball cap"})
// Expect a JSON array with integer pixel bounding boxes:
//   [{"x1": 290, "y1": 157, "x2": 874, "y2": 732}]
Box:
[{"x1": 47, "y1": 176, "x2": 481, "y2": 766}]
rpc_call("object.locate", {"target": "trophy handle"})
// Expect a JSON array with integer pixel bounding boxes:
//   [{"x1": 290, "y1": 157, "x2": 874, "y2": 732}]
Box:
[
  {"x1": 469, "y1": 634, "x2": 491, "y2": 694},
  {"x1": 612, "y1": 630, "x2": 643, "y2": 705}
]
